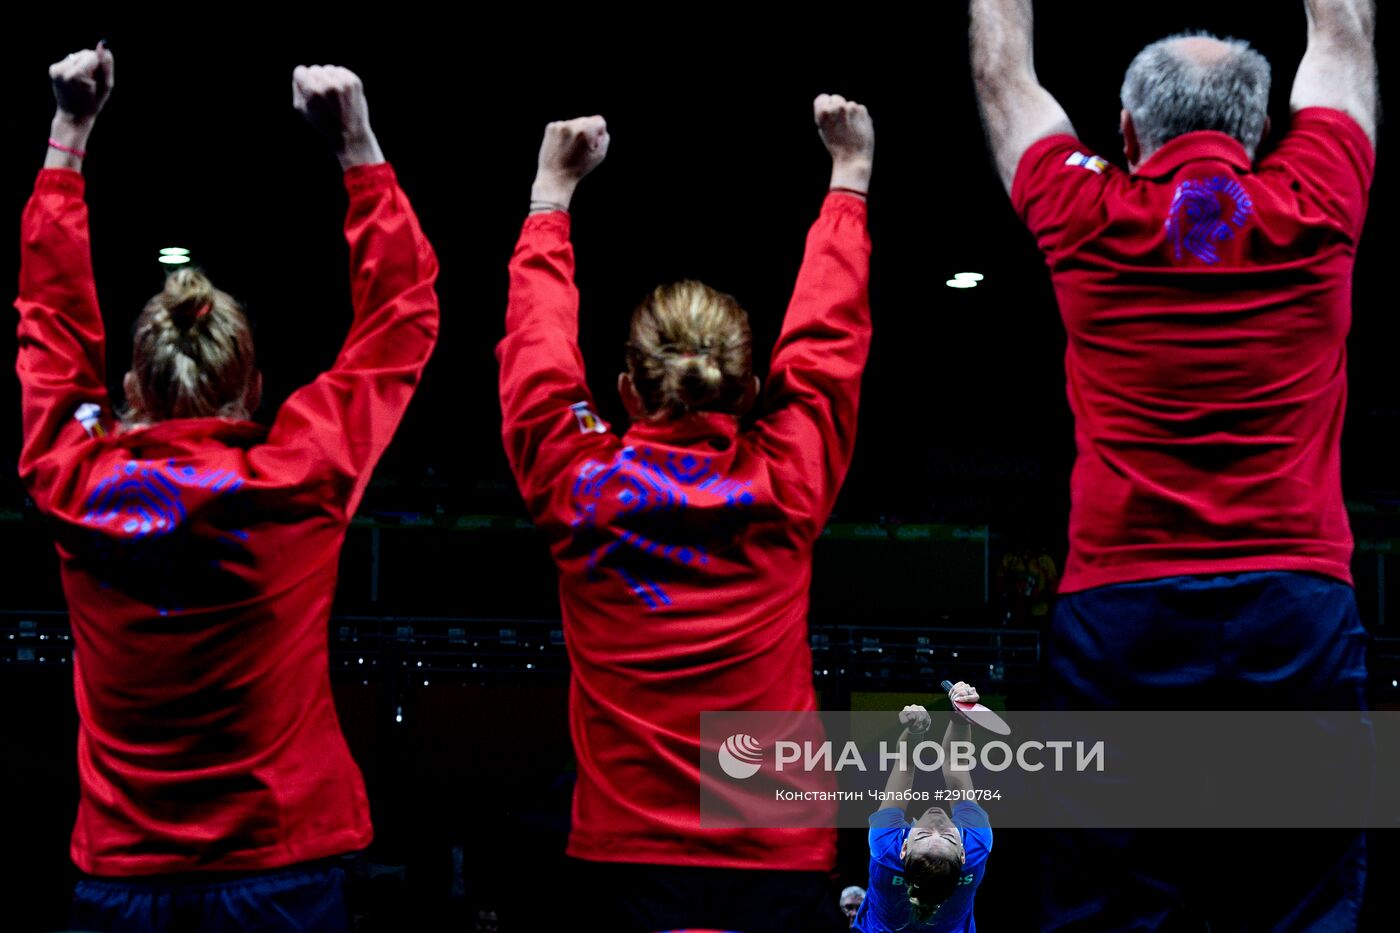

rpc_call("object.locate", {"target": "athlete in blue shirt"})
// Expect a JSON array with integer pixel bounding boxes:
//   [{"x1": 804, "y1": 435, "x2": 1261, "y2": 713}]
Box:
[{"x1": 852, "y1": 683, "x2": 993, "y2": 933}]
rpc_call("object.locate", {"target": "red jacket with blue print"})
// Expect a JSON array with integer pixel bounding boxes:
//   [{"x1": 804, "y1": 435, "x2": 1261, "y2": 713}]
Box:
[
  {"x1": 498, "y1": 193, "x2": 871, "y2": 871},
  {"x1": 15, "y1": 164, "x2": 439, "y2": 875}
]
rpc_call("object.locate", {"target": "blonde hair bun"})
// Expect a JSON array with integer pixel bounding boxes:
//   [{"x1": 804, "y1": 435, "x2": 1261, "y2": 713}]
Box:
[
  {"x1": 626, "y1": 280, "x2": 752, "y2": 420},
  {"x1": 160, "y1": 267, "x2": 218, "y2": 330},
  {"x1": 125, "y1": 268, "x2": 256, "y2": 425},
  {"x1": 665, "y1": 354, "x2": 725, "y2": 410}
]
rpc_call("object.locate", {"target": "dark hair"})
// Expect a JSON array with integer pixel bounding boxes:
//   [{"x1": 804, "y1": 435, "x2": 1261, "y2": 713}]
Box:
[{"x1": 905, "y1": 848, "x2": 962, "y2": 922}]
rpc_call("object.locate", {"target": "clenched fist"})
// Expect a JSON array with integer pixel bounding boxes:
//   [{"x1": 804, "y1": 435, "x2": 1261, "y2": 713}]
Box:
[
  {"x1": 814, "y1": 94, "x2": 874, "y2": 194},
  {"x1": 50, "y1": 43, "x2": 114, "y2": 122},
  {"x1": 292, "y1": 65, "x2": 383, "y2": 168},
  {"x1": 530, "y1": 116, "x2": 609, "y2": 212},
  {"x1": 900, "y1": 704, "x2": 933, "y2": 735}
]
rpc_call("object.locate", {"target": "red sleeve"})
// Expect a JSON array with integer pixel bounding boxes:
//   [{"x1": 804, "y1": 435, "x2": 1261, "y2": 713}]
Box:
[
  {"x1": 1011, "y1": 135, "x2": 1120, "y2": 258},
  {"x1": 249, "y1": 163, "x2": 439, "y2": 518},
  {"x1": 496, "y1": 211, "x2": 618, "y2": 522},
  {"x1": 1257, "y1": 107, "x2": 1374, "y2": 240},
  {"x1": 14, "y1": 169, "x2": 113, "y2": 512},
  {"x1": 749, "y1": 192, "x2": 872, "y2": 528}
]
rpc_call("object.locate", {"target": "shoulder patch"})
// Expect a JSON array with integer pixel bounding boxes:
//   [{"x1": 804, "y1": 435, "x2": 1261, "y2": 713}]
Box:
[
  {"x1": 1065, "y1": 151, "x2": 1108, "y2": 174},
  {"x1": 570, "y1": 401, "x2": 608, "y2": 435},
  {"x1": 74, "y1": 402, "x2": 106, "y2": 438}
]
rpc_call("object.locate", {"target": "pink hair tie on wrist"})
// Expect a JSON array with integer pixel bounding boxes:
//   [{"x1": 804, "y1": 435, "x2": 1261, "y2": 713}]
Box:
[
  {"x1": 47, "y1": 137, "x2": 88, "y2": 159},
  {"x1": 194, "y1": 303, "x2": 213, "y2": 321}
]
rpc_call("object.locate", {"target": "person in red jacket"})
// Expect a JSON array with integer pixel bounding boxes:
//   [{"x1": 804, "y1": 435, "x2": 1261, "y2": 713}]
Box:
[
  {"x1": 970, "y1": 0, "x2": 1376, "y2": 929},
  {"x1": 18, "y1": 45, "x2": 439, "y2": 931},
  {"x1": 497, "y1": 96, "x2": 874, "y2": 933}
]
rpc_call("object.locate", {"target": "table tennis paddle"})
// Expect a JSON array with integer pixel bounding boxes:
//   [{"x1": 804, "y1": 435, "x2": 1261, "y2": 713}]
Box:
[{"x1": 941, "y1": 679, "x2": 1011, "y2": 735}]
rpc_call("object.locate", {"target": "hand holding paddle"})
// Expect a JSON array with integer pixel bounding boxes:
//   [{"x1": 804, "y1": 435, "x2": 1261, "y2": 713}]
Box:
[{"x1": 941, "y1": 679, "x2": 1012, "y2": 735}]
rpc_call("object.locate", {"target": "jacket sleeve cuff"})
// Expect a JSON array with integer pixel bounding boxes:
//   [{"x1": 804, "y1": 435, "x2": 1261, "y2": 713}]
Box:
[
  {"x1": 521, "y1": 210, "x2": 572, "y2": 238},
  {"x1": 821, "y1": 190, "x2": 868, "y2": 221},
  {"x1": 344, "y1": 162, "x2": 398, "y2": 198},
  {"x1": 34, "y1": 168, "x2": 86, "y2": 198}
]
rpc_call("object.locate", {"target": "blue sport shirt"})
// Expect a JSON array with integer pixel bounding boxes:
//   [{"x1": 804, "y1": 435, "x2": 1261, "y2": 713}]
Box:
[{"x1": 852, "y1": 802, "x2": 992, "y2": 933}]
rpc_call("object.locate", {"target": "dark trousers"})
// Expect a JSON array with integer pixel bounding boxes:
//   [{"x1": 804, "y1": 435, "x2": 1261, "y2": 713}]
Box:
[
  {"x1": 1038, "y1": 572, "x2": 1369, "y2": 933},
  {"x1": 71, "y1": 860, "x2": 349, "y2": 933},
  {"x1": 568, "y1": 858, "x2": 847, "y2": 933}
]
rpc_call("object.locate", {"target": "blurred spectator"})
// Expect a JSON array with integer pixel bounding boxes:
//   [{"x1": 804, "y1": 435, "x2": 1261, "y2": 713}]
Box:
[{"x1": 840, "y1": 885, "x2": 866, "y2": 926}]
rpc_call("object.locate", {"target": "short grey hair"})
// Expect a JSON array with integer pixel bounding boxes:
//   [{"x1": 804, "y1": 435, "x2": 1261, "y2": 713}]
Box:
[
  {"x1": 840, "y1": 885, "x2": 866, "y2": 901},
  {"x1": 1121, "y1": 31, "x2": 1272, "y2": 159}
]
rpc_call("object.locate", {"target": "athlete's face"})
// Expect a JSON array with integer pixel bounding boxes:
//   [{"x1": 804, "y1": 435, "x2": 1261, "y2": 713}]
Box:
[{"x1": 901, "y1": 807, "x2": 965, "y2": 865}]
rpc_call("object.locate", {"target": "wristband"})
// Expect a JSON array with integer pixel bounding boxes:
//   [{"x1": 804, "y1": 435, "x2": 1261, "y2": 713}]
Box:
[
  {"x1": 529, "y1": 199, "x2": 569, "y2": 214},
  {"x1": 48, "y1": 137, "x2": 88, "y2": 159}
]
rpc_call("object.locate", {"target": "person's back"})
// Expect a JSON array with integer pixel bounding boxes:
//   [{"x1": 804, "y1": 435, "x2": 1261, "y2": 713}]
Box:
[
  {"x1": 51, "y1": 401, "x2": 381, "y2": 873},
  {"x1": 1007, "y1": 32, "x2": 1373, "y2": 594},
  {"x1": 970, "y1": 1, "x2": 1376, "y2": 928},
  {"x1": 544, "y1": 416, "x2": 843, "y2": 855},
  {"x1": 16, "y1": 51, "x2": 439, "y2": 908},
  {"x1": 498, "y1": 97, "x2": 874, "y2": 932}
]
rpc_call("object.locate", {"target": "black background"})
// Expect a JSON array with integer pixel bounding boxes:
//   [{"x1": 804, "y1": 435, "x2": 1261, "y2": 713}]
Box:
[{"x1": 1, "y1": 4, "x2": 1397, "y2": 930}]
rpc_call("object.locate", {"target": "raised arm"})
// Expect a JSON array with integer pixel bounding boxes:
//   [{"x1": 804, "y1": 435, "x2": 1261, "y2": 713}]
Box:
[
  {"x1": 1291, "y1": 0, "x2": 1377, "y2": 144},
  {"x1": 251, "y1": 67, "x2": 439, "y2": 518},
  {"x1": 970, "y1": 0, "x2": 1075, "y2": 193},
  {"x1": 497, "y1": 117, "x2": 613, "y2": 508},
  {"x1": 941, "y1": 682, "x2": 979, "y2": 796},
  {"x1": 882, "y1": 704, "x2": 935, "y2": 801},
  {"x1": 751, "y1": 95, "x2": 873, "y2": 528},
  {"x1": 15, "y1": 44, "x2": 117, "y2": 507}
]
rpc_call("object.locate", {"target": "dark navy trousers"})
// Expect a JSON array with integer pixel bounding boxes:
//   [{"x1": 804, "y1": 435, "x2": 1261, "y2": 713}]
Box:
[
  {"x1": 71, "y1": 860, "x2": 348, "y2": 933},
  {"x1": 1038, "y1": 572, "x2": 1369, "y2": 933}
]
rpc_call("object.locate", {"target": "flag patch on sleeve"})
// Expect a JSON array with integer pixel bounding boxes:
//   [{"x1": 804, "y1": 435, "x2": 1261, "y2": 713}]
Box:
[
  {"x1": 1065, "y1": 151, "x2": 1108, "y2": 174},
  {"x1": 571, "y1": 401, "x2": 608, "y2": 435},
  {"x1": 74, "y1": 402, "x2": 106, "y2": 438}
]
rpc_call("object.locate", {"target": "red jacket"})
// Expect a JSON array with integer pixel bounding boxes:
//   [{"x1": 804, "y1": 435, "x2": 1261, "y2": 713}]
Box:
[
  {"x1": 1011, "y1": 109, "x2": 1374, "y2": 593},
  {"x1": 497, "y1": 193, "x2": 870, "y2": 871},
  {"x1": 15, "y1": 163, "x2": 439, "y2": 875}
]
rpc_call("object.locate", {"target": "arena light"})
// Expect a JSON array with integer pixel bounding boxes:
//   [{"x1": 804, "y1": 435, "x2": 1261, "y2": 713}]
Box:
[
  {"x1": 954, "y1": 272, "x2": 984, "y2": 282},
  {"x1": 158, "y1": 247, "x2": 190, "y2": 256},
  {"x1": 945, "y1": 278, "x2": 977, "y2": 289},
  {"x1": 158, "y1": 255, "x2": 191, "y2": 265}
]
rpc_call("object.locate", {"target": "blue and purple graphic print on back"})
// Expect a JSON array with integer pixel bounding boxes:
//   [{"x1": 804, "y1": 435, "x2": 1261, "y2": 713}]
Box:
[
  {"x1": 74, "y1": 459, "x2": 254, "y2": 613},
  {"x1": 1165, "y1": 175, "x2": 1254, "y2": 265},
  {"x1": 570, "y1": 446, "x2": 758, "y2": 610}
]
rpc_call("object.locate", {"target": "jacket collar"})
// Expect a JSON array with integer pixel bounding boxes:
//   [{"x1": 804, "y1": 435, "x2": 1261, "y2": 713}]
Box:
[
  {"x1": 1135, "y1": 130, "x2": 1253, "y2": 180},
  {"x1": 622, "y1": 410, "x2": 740, "y2": 452},
  {"x1": 113, "y1": 417, "x2": 268, "y2": 450}
]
